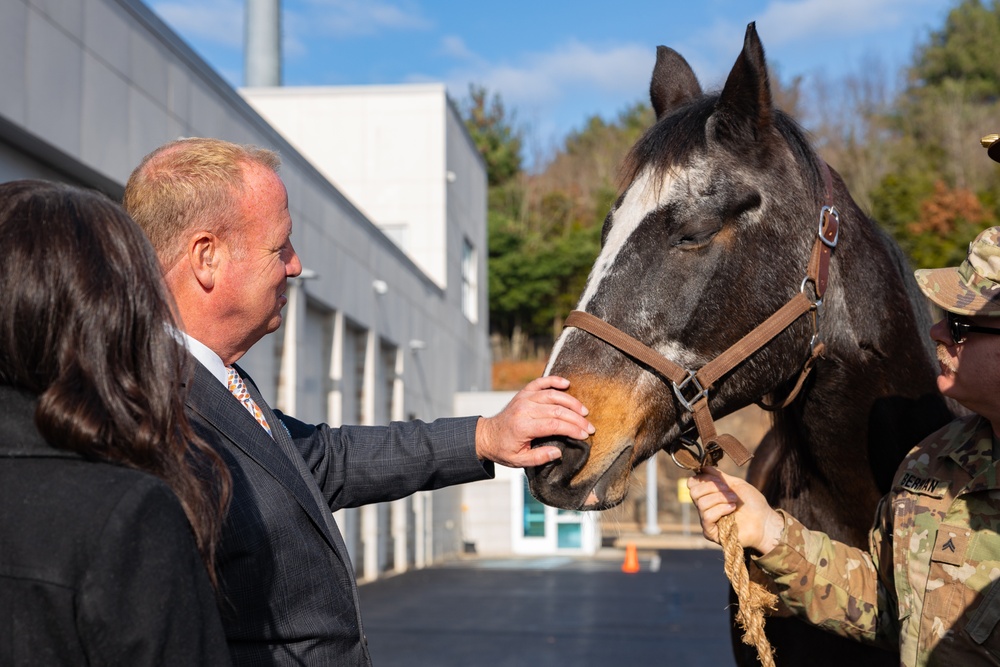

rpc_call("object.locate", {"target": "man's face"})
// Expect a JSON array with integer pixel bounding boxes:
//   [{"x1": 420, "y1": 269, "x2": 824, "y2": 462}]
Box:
[
  {"x1": 216, "y1": 163, "x2": 302, "y2": 351},
  {"x1": 930, "y1": 313, "x2": 1000, "y2": 414}
]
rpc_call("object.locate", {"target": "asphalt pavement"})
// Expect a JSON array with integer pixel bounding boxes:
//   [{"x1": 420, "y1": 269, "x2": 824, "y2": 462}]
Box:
[{"x1": 360, "y1": 545, "x2": 738, "y2": 667}]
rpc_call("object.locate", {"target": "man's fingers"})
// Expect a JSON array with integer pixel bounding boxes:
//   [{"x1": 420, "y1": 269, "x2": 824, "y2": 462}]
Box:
[
  {"x1": 521, "y1": 375, "x2": 571, "y2": 392},
  {"x1": 517, "y1": 416, "x2": 589, "y2": 442},
  {"x1": 513, "y1": 403, "x2": 593, "y2": 441},
  {"x1": 519, "y1": 388, "x2": 589, "y2": 419},
  {"x1": 549, "y1": 405, "x2": 594, "y2": 436},
  {"x1": 690, "y1": 481, "x2": 740, "y2": 511},
  {"x1": 513, "y1": 445, "x2": 563, "y2": 467},
  {"x1": 540, "y1": 389, "x2": 589, "y2": 414},
  {"x1": 479, "y1": 376, "x2": 593, "y2": 467},
  {"x1": 688, "y1": 477, "x2": 724, "y2": 502}
]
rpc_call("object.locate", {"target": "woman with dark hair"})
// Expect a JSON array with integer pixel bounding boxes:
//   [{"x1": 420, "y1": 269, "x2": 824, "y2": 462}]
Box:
[{"x1": 0, "y1": 179, "x2": 232, "y2": 665}]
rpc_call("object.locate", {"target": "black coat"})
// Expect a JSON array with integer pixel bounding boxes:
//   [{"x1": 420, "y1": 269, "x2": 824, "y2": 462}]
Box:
[
  {"x1": 186, "y1": 361, "x2": 491, "y2": 666},
  {"x1": 0, "y1": 385, "x2": 231, "y2": 666}
]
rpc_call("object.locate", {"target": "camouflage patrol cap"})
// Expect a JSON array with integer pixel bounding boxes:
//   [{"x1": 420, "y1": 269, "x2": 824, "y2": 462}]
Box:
[
  {"x1": 915, "y1": 226, "x2": 1000, "y2": 316},
  {"x1": 983, "y1": 133, "x2": 1000, "y2": 163}
]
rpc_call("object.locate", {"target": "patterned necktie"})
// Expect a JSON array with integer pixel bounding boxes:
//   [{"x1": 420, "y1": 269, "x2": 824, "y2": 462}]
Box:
[{"x1": 225, "y1": 366, "x2": 273, "y2": 438}]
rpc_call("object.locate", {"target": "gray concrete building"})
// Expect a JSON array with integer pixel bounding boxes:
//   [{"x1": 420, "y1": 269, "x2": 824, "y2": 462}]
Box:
[{"x1": 1, "y1": 0, "x2": 492, "y2": 578}]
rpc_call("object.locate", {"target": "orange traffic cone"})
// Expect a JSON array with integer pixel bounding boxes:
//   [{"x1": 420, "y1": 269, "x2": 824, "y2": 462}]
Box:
[{"x1": 622, "y1": 542, "x2": 640, "y2": 573}]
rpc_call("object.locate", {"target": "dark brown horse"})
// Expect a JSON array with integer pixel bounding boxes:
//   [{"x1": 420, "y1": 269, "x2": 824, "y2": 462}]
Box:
[{"x1": 526, "y1": 23, "x2": 954, "y2": 666}]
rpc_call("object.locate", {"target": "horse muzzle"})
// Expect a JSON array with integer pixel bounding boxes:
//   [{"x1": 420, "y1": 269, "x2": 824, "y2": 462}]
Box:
[{"x1": 526, "y1": 435, "x2": 633, "y2": 510}]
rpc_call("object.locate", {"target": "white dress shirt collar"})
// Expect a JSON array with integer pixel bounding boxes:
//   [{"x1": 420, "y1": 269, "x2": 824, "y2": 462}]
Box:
[{"x1": 178, "y1": 330, "x2": 229, "y2": 387}]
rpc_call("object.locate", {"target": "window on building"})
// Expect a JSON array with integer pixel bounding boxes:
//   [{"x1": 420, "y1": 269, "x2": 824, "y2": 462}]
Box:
[
  {"x1": 522, "y1": 477, "x2": 545, "y2": 538},
  {"x1": 462, "y1": 237, "x2": 477, "y2": 322}
]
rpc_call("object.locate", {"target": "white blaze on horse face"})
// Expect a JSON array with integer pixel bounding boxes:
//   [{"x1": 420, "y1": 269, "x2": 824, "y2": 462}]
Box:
[
  {"x1": 546, "y1": 166, "x2": 708, "y2": 376},
  {"x1": 578, "y1": 168, "x2": 667, "y2": 312}
]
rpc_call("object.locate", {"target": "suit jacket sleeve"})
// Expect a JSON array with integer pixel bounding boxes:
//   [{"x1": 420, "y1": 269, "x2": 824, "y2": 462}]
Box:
[{"x1": 276, "y1": 413, "x2": 494, "y2": 510}]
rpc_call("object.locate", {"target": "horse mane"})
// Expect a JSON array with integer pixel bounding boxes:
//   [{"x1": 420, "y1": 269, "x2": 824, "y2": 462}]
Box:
[
  {"x1": 881, "y1": 224, "x2": 938, "y2": 366},
  {"x1": 764, "y1": 192, "x2": 951, "y2": 500},
  {"x1": 618, "y1": 95, "x2": 824, "y2": 200}
]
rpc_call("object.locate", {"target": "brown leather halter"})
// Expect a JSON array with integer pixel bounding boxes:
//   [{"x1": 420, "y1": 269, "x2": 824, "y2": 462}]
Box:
[{"x1": 562, "y1": 161, "x2": 840, "y2": 470}]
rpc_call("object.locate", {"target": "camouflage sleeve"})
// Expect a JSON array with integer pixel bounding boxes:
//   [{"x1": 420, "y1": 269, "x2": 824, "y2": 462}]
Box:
[{"x1": 752, "y1": 503, "x2": 897, "y2": 649}]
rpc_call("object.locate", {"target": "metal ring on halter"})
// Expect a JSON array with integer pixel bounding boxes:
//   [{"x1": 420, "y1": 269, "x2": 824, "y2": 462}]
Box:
[
  {"x1": 800, "y1": 275, "x2": 823, "y2": 310},
  {"x1": 669, "y1": 432, "x2": 706, "y2": 470},
  {"x1": 669, "y1": 432, "x2": 726, "y2": 470},
  {"x1": 670, "y1": 427, "x2": 724, "y2": 470}
]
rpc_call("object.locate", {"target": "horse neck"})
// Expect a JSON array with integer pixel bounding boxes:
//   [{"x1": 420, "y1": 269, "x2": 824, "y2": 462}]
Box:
[
  {"x1": 763, "y1": 201, "x2": 944, "y2": 544},
  {"x1": 819, "y1": 202, "x2": 939, "y2": 395}
]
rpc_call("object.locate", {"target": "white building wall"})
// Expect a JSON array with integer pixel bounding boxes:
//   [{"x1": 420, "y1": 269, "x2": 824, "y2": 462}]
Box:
[
  {"x1": 454, "y1": 391, "x2": 602, "y2": 557},
  {"x1": 0, "y1": 0, "x2": 490, "y2": 573},
  {"x1": 455, "y1": 391, "x2": 519, "y2": 555},
  {"x1": 241, "y1": 84, "x2": 492, "y2": 397},
  {"x1": 461, "y1": 473, "x2": 516, "y2": 556},
  {"x1": 242, "y1": 85, "x2": 450, "y2": 289}
]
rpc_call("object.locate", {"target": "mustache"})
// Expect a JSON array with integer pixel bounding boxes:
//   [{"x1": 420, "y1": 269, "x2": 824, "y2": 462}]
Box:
[{"x1": 936, "y1": 342, "x2": 957, "y2": 373}]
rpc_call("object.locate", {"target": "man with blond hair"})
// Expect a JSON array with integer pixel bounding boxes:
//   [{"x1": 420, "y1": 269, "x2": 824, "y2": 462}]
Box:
[{"x1": 124, "y1": 137, "x2": 594, "y2": 666}]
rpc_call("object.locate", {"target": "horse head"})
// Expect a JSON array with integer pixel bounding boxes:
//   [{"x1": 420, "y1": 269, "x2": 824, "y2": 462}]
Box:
[{"x1": 528, "y1": 23, "x2": 853, "y2": 510}]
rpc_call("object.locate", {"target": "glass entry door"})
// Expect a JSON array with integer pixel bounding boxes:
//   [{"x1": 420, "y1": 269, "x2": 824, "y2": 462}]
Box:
[
  {"x1": 522, "y1": 480, "x2": 547, "y2": 540},
  {"x1": 514, "y1": 475, "x2": 593, "y2": 554}
]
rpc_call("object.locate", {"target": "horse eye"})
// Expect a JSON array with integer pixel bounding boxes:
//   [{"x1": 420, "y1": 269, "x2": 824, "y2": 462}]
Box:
[{"x1": 672, "y1": 226, "x2": 720, "y2": 249}]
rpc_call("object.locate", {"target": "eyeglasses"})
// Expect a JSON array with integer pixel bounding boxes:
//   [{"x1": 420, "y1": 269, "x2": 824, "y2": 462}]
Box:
[{"x1": 946, "y1": 311, "x2": 1000, "y2": 345}]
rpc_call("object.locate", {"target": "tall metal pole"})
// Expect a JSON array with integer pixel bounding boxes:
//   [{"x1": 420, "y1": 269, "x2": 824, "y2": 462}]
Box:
[
  {"x1": 644, "y1": 453, "x2": 661, "y2": 535},
  {"x1": 245, "y1": 0, "x2": 282, "y2": 86}
]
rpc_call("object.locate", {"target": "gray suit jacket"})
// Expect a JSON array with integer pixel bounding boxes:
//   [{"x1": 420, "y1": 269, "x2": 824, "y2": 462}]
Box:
[{"x1": 184, "y1": 360, "x2": 491, "y2": 666}]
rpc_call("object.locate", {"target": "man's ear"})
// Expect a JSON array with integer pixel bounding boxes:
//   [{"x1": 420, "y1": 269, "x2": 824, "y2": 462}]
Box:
[{"x1": 188, "y1": 232, "x2": 220, "y2": 290}]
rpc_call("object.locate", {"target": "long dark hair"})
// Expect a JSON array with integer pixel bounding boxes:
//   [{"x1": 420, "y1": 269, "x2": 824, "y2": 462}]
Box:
[{"x1": 0, "y1": 179, "x2": 231, "y2": 587}]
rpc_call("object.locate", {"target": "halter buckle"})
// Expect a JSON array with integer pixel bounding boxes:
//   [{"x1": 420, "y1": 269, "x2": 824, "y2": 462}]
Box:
[
  {"x1": 818, "y1": 206, "x2": 840, "y2": 248},
  {"x1": 672, "y1": 370, "x2": 708, "y2": 414}
]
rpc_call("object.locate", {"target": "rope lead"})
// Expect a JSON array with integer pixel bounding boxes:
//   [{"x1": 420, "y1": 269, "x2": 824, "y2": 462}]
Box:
[{"x1": 717, "y1": 513, "x2": 778, "y2": 667}]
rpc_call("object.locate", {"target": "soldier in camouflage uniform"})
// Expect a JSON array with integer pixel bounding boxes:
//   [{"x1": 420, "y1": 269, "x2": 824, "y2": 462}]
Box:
[{"x1": 689, "y1": 137, "x2": 1000, "y2": 667}]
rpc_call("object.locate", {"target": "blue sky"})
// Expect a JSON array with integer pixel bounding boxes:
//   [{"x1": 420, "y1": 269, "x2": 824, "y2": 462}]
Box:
[{"x1": 150, "y1": 0, "x2": 956, "y2": 156}]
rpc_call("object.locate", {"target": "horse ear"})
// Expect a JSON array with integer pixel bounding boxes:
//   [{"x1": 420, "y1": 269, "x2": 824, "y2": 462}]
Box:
[
  {"x1": 649, "y1": 46, "x2": 702, "y2": 119},
  {"x1": 713, "y1": 22, "x2": 773, "y2": 144}
]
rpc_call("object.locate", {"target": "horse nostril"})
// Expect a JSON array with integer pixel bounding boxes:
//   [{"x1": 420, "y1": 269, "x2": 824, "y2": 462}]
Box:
[{"x1": 528, "y1": 436, "x2": 590, "y2": 483}]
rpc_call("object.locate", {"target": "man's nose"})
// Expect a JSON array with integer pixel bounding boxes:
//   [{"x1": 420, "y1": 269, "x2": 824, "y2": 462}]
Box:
[
  {"x1": 929, "y1": 318, "x2": 950, "y2": 345},
  {"x1": 287, "y1": 243, "x2": 302, "y2": 277}
]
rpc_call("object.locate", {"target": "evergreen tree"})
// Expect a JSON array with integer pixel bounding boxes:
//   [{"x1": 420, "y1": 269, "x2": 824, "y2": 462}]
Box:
[{"x1": 872, "y1": 0, "x2": 1000, "y2": 267}]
